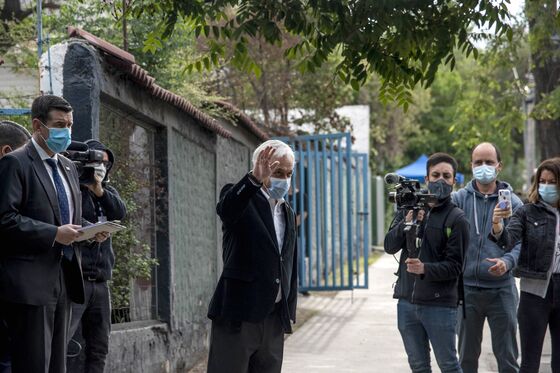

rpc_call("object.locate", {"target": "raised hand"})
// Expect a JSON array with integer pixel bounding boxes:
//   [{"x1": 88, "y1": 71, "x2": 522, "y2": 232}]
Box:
[
  {"x1": 252, "y1": 146, "x2": 280, "y2": 183},
  {"x1": 491, "y1": 203, "x2": 511, "y2": 235}
]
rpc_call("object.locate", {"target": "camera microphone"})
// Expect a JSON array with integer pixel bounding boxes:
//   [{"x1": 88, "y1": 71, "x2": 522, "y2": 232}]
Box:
[{"x1": 384, "y1": 173, "x2": 404, "y2": 185}]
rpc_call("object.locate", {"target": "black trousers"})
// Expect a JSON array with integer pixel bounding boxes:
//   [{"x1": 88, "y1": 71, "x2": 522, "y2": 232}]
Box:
[
  {"x1": 1, "y1": 267, "x2": 70, "y2": 373},
  {"x1": 518, "y1": 274, "x2": 560, "y2": 373},
  {"x1": 67, "y1": 281, "x2": 111, "y2": 373},
  {"x1": 207, "y1": 305, "x2": 285, "y2": 373},
  {"x1": 0, "y1": 317, "x2": 10, "y2": 373}
]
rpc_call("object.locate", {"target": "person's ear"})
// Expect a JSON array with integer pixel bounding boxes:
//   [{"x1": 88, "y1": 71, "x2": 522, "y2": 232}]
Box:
[
  {"x1": 424, "y1": 176, "x2": 429, "y2": 184},
  {"x1": 495, "y1": 161, "x2": 503, "y2": 174},
  {"x1": 1, "y1": 145, "x2": 12, "y2": 157},
  {"x1": 31, "y1": 118, "x2": 43, "y2": 133}
]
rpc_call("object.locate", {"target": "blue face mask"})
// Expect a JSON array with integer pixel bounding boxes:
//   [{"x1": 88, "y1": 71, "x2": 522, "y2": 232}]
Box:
[
  {"x1": 40, "y1": 122, "x2": 71, "y2": 153},
  {"x1": 539, "y1": 184, "x2": 559, "y2": 205},
  {"x1": 268, "y1": 177, "x2": 291, "y2": 200},
  {"x1": 473, "y1": 164, "x2": 497, "y2": 185}
]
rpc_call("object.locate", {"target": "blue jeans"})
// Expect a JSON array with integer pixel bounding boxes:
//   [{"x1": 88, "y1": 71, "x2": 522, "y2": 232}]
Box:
[{"x1": 398, "y1": 299, "x2": 462, "y2": 373}]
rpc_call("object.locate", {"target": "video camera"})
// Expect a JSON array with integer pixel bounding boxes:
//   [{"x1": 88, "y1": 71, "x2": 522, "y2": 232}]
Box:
[
  {"x1": 64, "y1": 141, "x2": 104, "y2": 185},
  {"x1": 385, "y1": 173, "x2": 438, "y2": 210}
]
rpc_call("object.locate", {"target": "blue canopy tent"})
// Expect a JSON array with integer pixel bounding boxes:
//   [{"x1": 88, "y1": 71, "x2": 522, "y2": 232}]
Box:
[{"x1": 394, "y1": 154, "x2": 465, "y2": 184}]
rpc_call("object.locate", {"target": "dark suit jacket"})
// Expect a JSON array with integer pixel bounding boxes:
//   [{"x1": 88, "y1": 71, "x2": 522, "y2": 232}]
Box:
[
  {"x1": 208, "y1": 173, "x2": 298, "y2": 333},
  {"x1": 0, "y1": 141, "x2": 85, "y2": 305}
]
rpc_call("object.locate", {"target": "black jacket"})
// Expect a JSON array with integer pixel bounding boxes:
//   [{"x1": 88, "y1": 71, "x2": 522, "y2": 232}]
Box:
[
  {"x1": 208, "y1": 174, "x2": 298, "y2": 333},
  {"x1": 491, "y1": 201, "x2": 559, "y2": 280},
  {"x1": 0, "y1": 141, "x2": 85, "y2": 305},
  {"x1": 384, "y1": 198, "x2": 469, "y2": 307},
  {"x1": 78, "y1": 184, "x2": 126, "y2": 281}
]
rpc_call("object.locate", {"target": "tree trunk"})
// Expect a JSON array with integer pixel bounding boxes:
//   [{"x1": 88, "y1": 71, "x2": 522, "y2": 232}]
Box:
[{"x1": 527, "y1": 0, "x2": 560, "y2": 161}]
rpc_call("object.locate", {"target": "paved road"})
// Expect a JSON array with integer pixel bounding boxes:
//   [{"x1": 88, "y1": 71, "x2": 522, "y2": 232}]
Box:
[{"x1": 282, "y1": 253, "x2": 552, "y2": 373}]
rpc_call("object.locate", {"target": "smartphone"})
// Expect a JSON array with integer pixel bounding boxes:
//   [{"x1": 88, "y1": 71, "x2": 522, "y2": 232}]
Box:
[{"x1": 498, "y1": 189, "x2": 512, "y2": 210}]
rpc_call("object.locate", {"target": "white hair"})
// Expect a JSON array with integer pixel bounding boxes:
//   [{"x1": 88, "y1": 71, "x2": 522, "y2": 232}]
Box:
[{"x1": 252, "y1": 140, "x2": 295, "y2": 167}]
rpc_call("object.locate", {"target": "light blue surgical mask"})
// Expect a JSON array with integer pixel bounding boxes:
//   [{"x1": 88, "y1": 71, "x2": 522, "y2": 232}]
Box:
[
  {"x1": 539, "y1": 183, "x2": 559, "y2": 205},
  {"x1": 40, "y1": 121, "x2": 71, "y2": 153},
  {"x1": 473, "y1": 164, "x2": 497, "y2": 185},
  {"x1": 268, "y1": 177, "x2": 291, "y2": 200}
]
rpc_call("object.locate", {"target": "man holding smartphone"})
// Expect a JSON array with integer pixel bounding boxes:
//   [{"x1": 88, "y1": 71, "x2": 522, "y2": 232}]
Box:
[{"x1": 452, "y1": 142, "x2": 523, "y2": 373}]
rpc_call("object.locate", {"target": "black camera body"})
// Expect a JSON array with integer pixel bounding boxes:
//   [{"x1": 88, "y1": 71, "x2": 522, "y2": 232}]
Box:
[
  {"x1": 64, "y1": 141, "x2": 104, "y2": 185},
  {"x1": 385, "y1": 173, "x2": 438, "y2": 210}
]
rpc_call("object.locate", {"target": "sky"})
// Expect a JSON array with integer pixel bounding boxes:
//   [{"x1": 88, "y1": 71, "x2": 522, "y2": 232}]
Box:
[{"x1": 507, "y1": 0, "x2": 524, "y2": 19}]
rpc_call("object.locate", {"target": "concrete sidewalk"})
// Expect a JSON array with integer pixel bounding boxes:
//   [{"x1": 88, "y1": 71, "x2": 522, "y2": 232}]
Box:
[{"x1": 282, "y1": 253, "x2": 552, "y2": 373}]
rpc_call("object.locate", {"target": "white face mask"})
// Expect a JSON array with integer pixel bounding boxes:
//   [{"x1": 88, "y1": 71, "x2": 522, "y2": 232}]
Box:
[{"x1": 92, "y1": 163, "x2": 107, "y2": 181}]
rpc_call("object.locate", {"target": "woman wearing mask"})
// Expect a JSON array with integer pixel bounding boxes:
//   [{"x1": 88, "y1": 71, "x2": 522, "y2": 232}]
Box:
[{"x1": 491, "y1": 157, "x2": 560, "y2": 373}]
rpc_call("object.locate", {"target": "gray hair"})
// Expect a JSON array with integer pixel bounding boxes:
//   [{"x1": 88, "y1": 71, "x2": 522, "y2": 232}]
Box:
[{"x1": 252, "y1": 140, "x2": 295, "y2": 167}]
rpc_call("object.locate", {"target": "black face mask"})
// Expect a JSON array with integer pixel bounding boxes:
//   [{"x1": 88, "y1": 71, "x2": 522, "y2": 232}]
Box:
[{"x1": 428, "y1": 179, "x2": 453, "y2": 201}]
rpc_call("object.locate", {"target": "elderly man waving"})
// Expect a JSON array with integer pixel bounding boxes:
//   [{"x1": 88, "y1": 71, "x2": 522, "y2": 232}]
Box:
[{"x1": 207, "y1": 140, "x2": 298, "y2": 373}]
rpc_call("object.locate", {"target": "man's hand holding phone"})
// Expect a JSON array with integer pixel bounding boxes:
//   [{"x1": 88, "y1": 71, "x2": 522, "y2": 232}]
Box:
[{"x1": 492, "y1": 189, "x2": 513, "y2": 235}]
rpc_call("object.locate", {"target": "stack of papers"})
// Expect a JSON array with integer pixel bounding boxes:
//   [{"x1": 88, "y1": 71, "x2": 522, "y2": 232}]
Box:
[{"x1": 75, "y1": 221, "x2": 126, "y2": 242}]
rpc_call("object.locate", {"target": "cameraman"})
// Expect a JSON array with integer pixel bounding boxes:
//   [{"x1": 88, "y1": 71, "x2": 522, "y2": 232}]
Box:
[
  {"x1": 384, "y1": 153, "x2": 469, "y2": 373},
  {"x1": 67, "y1": 139, "x2": 126, "y2": 373}
]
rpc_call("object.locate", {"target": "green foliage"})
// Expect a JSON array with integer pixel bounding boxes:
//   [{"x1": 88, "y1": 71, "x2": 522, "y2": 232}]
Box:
[
  {"x1": 0, "y1": 93, "x2": 32, "y2": 128},
  {"x1": 531, "y1": 86, "x2": 560, "y2": 120},
  {"x1": 99, "y1": 110, "x2": 159, "y2": 314},
  {"x1": 0, "y1": 15, "x2": 36, "y2": 68},
  {"x1": 525, "y1": 0, "x2": 560, "y2": 160},
  {"x1": 107, "y1": 166, "x2": 158, "y2": 311},
  {"x1": 363, "y1": 24, "x2": 528, "y2": 187},
  {"x1": 130, "y1": 0, "x2": 513, "y2": 101},
  {"x1": 1, "y1": 0, "x2": 222, "y2": 108}
]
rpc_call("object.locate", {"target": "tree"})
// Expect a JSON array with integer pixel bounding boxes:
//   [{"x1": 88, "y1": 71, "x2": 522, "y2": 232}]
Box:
[
  {"x1": 213, "y1": 37, "x2": 354, "y2": 135},
  {"x1": 130, "y1": 0, "x2": 513, "y2": 100},
  {"x1": 526, "y1": 0, "x2": 560, "y2": 160},
  {"x1": 359, "y1": 25, "x2": 528, "y2": 186}
]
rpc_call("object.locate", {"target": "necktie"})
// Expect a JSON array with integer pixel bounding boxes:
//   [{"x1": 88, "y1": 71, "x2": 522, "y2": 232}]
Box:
[{"x1": 46, "y1": 158, "x2": 74, "y2": 261}]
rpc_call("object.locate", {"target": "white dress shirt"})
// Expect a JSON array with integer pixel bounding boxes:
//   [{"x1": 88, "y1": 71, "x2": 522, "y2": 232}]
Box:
[
  {"x1": 260, "y1": 189, "x2": 286, "y2": 302},
  {"x1": 32, "y1": 138, "x2": 74, "y2": 221}
]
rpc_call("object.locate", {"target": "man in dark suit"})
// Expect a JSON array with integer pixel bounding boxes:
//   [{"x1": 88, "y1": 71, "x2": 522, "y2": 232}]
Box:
[
  {"x1": 0, "y1": 95, "x2": 106, "y2": 373},
  {"x1": 0, "y1": 120, "x2": 31, "y2": 373},
  {"x1": 207, "y1": 140, "x2": 298, "y2": 373}
]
